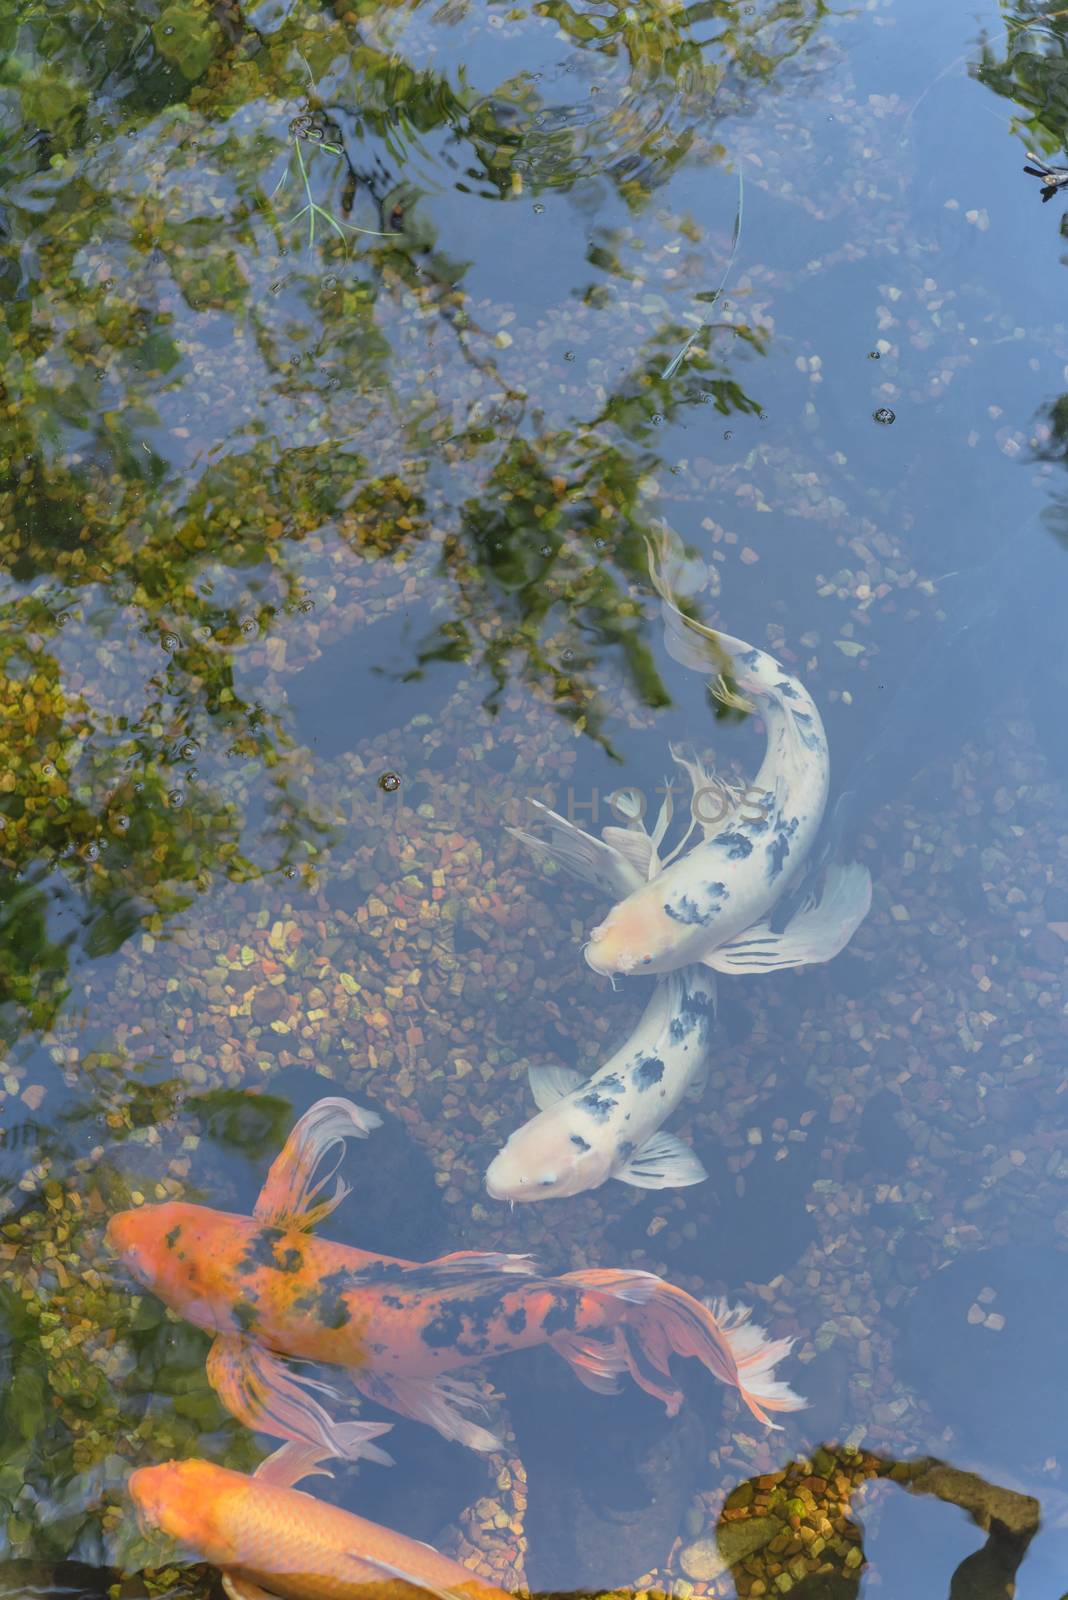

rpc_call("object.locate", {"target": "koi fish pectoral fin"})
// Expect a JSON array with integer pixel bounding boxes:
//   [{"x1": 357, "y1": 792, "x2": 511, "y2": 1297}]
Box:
[
  {"x1": 222, "y1": 1577, "x2": 280, "y2": 1600},
  {"x1": 207, "y1": 1334, "x2": 394, "y2": 1466},
  {"x1": 509, "y1": 801, "x2": 645, "y2": 898},
  {"x1": 550, "y1": 1328, "x2": 629, "y2": 1394},
  {"x1": 345, "y1": 1552, "x2": 471, "y2": 1600},
  {"x1": 614, "y1": 1131, "x2": 708, "y2": 1190},
  {"x1": 703, "y1": 861, "x2": 872, "y2": 974},
  {"x1": 254, "y1": 1096, "x2": 382, "y2": 1231},
  {"x1": 353, "y1": 1371, "x2": 504, "y2": 1453},
  {"x1": 528, "y1": 1063, "x2": 584, "y2": 1110},
  {"x1": 252, "y1": 1440, "x2": 336, "y2": 1489}
]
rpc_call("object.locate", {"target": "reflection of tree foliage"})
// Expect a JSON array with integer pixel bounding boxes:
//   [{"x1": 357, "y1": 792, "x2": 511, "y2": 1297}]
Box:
[
  {"x1": 0, "y1": 0, "x2": 822, "y2": 1028},
  {"x1": 977, "y1": 5, "x2": 1068, "y2": 158}
]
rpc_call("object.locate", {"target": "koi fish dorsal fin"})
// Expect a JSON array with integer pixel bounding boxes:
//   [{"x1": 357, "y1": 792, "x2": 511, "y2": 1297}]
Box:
[
  {"x1": 420, "y1": 1249, "x2": 540, "y2": 1282},
  {"x1": 528, "y1": 1064, "x2": 583, "y2": 1110},
  {"x1": 703, "y1": 861, "x2": 872, "y2": 974},
  {"x1": 206, "y1": 1334, "x2": 394, "y2": 1466},
  {"x1": 615, "y1": 1131, "x2": 708, "y2": 1189},
  {"x1": 254, "y1": 1096, "x2": 381, "y2": 1231}
]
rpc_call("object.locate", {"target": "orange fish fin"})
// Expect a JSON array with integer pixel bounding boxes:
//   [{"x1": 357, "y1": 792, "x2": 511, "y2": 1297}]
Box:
[
  {"x1": 207, "y1": 1334, "x2": 394, "y2": 1465},
  {"x1": 353, "y1": 1370, "x2": 503, "y2": 1452},
  {"x1": 554, "y1": 1269, "x2": 805, "y2": 1429},
  {"x1": 549, "y1": 1329, "x2": 627, "y2": 1394},
  {"x1": 254, "y1": 1097, "x2": 381, "y2": 1231},
  {"x1": 222, "y1": 1578, "x2": 279, "y2": 1600},
  {"x1": 350, "y1": 1552, "x2": 469, "y2": 1600},
  {"x1": 252, "y1": 1440, "x2": 336, "y2": 1489}
]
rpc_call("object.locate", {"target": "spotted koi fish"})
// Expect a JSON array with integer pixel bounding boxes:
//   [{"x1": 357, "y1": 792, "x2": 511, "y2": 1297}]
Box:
[
  {"x1": 486, "y1": 965, "x2": 717, "y2": 1199},
  {"x1": 108, "y1": 1100, "x2": 804, "y2": 1459},
  {"x1": 516, "y1": 530, "x2": 871, "y2": 980},
  {"x1": 130, "y1": 1442, "x2": 515, "y2": 1600}
]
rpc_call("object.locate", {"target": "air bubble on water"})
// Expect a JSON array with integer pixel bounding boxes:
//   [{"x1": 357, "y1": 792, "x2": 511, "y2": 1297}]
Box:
[
  {"x1": 378, "y1": 771, "x2": 401, "y2": 793},
  {"x1": 723, "y1": 429, "x2": 733, "y2": 440},
  {"x1": 179, "y1": 739, "x2": 199, "y2": 761},
  {"x1": 700, "y1": 392, "x2": 714, "y2": 405},
  {"x1": 297, "y1": 598, "x2": 314, "y2": 613},
  {"x1": 540, "y1": 544, "x2": 552, "y2": 557},
  {"x1": 652, "y1": 413, "x2": 663, "y2": 425},
  {"x1": 56, "y1": 612, "x2": 70, "y2": 626},
  {"x1": 197, "y1": 624, "x2": 212, "y2": 640},
  {"x1": 162, "y1": 23, "x2": 174, "y2": 33},
  {"x1": 162, "y1": 632, "x2": 180, "y2": 651},
  {"x1": 241, "y1": 617, "x2": 256, "y2": 635},
  {"x1": 564, "y1": 350, "x2": 575, "y2": 362},
  {"x1": 759, "y1": 411, "x2": 769, "y2": 421},
  {"x1": 133, "y1": 781, "x2": 144, "y2": 794},
  {"x1": 594, "y1": 537, "x2": 607, "y2": 550},
  {"x1": 283, "y1": 865, "x2": 297, "y2": 879},
  {"x1": 84, "y1": 842, "x2": 100, "y2": 861},
  {"x1": 533, "y1": 203, "x2": 545, "y2": 215},
  {"x1": 873, "y1": 407, "x2": 896, "y2": 425},
  {"x1": 322, "y1": 275, "x2": 337, "y2": 288},
  {"x1": 168, "y1": 788, "x2": 185, "y2": 808},
  {"x1": 41, "y1": 762, "x2": 55, "y2": 777},
  {"x1": 115, "y1": 814, "x2": 130, "y2": 831},
  {"x1": 562, "y1": 648, "x2": 574, "y2": 661},
  {"x1": 867, "y1": 350, "x2": 880, "y2": 361}
]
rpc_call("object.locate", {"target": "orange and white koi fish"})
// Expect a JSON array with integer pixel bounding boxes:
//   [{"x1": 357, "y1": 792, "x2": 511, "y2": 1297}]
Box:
[
  {"x1": 516, "y1": 532, "x2": 871, "y2": 981},
  {"x1": 130, "y1": 1441, "x2": 514, "y2": 1600},
  {"x1": 108, "y1": 1100, "x2": 804, "y2": 1459}
]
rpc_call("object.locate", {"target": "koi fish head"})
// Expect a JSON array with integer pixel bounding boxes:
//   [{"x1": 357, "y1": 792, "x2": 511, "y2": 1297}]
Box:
[
  {"x1": 485, "y1": 1113, "x2": 613, "y2": 1201},
  {"x1": 585, "y1": 891, "x2": 677, "y2": 977},
  {"x1": 129, "y1": 1459, "x2": 237, "y2": 1564},
  {"x1": 106, "y1": 1200, "x2": 240, "y2": 1333}
]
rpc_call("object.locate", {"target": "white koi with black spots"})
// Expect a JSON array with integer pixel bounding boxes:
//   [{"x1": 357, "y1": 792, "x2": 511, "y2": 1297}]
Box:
[
  {"x1": 581, "y1": 534, "x2": 870, "y2": 979},
  {"x1": 485, "y1": 965, "x2": 717, "y2": 1201}
]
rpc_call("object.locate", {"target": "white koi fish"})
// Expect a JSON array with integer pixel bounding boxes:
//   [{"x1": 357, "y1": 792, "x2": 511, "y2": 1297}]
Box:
[
  {"x1": 485, "y1": 964, "x2": 717, "y2": 1200},
  {"x1": 517, "y1": 532, "x2": 871, "y2": 980}
]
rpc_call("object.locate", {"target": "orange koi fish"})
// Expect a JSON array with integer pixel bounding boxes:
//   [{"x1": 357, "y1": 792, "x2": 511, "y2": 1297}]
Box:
[
  {"x1": 108, "y1": 1099, "x2": 804, "y2": 1459},
  {"x1": 130, "y1": 1441, "x2": 515, "y2": 1600}
]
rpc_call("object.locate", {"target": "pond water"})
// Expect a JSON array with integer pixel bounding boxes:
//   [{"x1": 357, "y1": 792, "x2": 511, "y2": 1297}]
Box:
[{"x1": 3, "y1": 0, "x2": 1068, "y2": 1593}]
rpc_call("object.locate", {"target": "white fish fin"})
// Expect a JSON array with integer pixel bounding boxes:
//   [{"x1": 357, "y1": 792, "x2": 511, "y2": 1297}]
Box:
[
  {"x1": 646, "y1": 526, "x2": 710, "y2": 602},
  {"x1": 649, "y1": 786, "x2": 673, "y2": 859},
  {"x1": 704, "y1": 862, "x2": 872, "y2": 974},
  {"x1": 421, "y1": 1249, "x2": 539, "y2": 1279},
  {"x1": 206, "y1": 1335, "x2": 394, "y2": 1466},
  {"x1": 252, "y1": 1441, "x2": 335, "y2": 1489},
  {"x1": 223, "y1": 1577, "x2": 279, "y2": 1600},
  {"x1": 528, "y1": 1063, "x2": 584, "y2": 1110},
  {"x1": 353, "y1": 1370, "x2": 503, "y2": 1452},
  {"x1": 254, "y1": 1096, "x2": 381, "y2": 1231},
  {"x1": 710, "y1": 1299, "x2": 807, "y2": 1428},
  {"x1": 509, "y1": 800, "x2": 644, "y2": 896},
  {"x1": 615, "y1": 1131, "x2": 708, "y2": 1189},
  {"x1": 600, "y1": 826, "x2": 659, "y2": 882}
]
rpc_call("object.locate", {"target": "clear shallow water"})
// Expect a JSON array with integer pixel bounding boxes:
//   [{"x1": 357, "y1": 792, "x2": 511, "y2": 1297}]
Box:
[{"x1": 2, "y1": 0, "x2": 1068, "y2": 1593}]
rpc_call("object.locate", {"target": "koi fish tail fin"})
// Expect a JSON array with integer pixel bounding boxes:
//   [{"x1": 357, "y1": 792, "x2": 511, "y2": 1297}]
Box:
[
  {"x1": 254, "y1": 1096, "x2": 382, "y2": 1231},
  {"x1": 707, "y1": 1298, "x2": 808, "y2": 1428},
  {"x1": 352, "y1": 1370, "x2": 505, "y2": 1453},
  {"x1": 554, "y1": 1269, "x2": 805, "y2": 1430}
]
